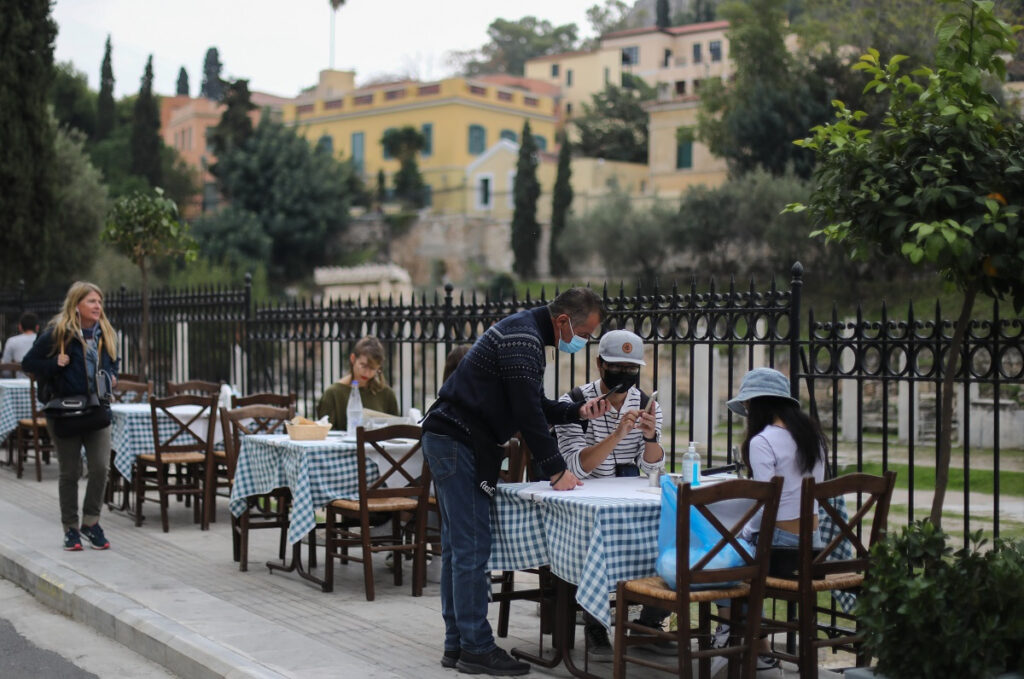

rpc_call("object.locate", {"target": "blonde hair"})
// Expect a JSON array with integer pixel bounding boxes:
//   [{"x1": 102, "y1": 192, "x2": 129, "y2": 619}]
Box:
[
  {"x1": 350, "y1": 336, "x2": 387, "y2": 394},
  {"x1": 48, "y1": 281, "x2": 117, "y2": 361}
]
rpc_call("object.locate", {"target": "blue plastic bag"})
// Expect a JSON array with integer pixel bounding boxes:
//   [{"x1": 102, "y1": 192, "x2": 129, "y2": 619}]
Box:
[{"x1": 655, "y1": 474, "x2": 753, "y2": 590}]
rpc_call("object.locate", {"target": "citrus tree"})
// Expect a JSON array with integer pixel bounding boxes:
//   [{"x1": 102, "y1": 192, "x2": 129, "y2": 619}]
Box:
[
  {"x1": 103, "y1": 188, "x2": 198, "y2": 380},
  {"x1": 788, "y1": 0, "x2": 1024, "y2": 527}
]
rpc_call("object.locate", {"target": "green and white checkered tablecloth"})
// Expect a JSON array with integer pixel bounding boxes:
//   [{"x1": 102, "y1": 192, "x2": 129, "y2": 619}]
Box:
[
  {"x1": 0, "y1": 379, "x2": 36, "y2": 440},
  {"x1": 110, "y1": 403, "x2": 207, "y2": 480}
]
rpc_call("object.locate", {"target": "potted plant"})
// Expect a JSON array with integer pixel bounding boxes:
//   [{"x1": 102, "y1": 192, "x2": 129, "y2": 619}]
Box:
[{"x1": 854, "y1": 520, "x2": 1024, "y2": 679}]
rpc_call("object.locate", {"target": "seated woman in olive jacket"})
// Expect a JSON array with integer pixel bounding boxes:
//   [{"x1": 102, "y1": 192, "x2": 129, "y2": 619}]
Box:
[{"x1": 317, "y1": 336, "x2": 399, "y2": 430}]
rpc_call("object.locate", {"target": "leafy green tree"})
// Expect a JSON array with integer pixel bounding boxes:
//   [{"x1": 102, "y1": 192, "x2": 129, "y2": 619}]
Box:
[
  {"x1": 103, "y1": 188, "x2": 198, "y2": 379},
  {"x1": 51, "y1": 62, "x2": 96, "y2": 137},
  {"x1": 573, "y1": 83, "x2": 655, "y2": 163},
  {"x1": 0, "y1": 0, "x2": 58, "y2": 290},
  {"x1": 191, "y1": 205, "x2": 271, "y2": 273},
  {"x1": 549, "y1": 130, "x2": 573, "y2": 275},
  {"x1": 656, "y1": 0, "x2": 671, "y2": 27},
  {"x1": 451, "y1": 17, "x2": 579, "y2": 75},
  {"x1": 176, "y1": 67, "x2": 189, "y2": 96},
  {"x1": 211, "y1": 117, "x2": 353, "y2": 284},
  {"x1": 200, "y1": 47, "x2": 225, "y2": 101},
  {"x1": 381, "y1": 126, "x2": 426, "y2": 208},
  {"x1": 789, "y1": 0, "x2": 1024, "y2": 527},
  {"x1": 698, "y1": 0, "x2": 827, "y2": 178},
  {"x1": 96, "y1": 35, "x2": 115, "y2": 140},
  {"x1": 130, "y1": 55, "x2": 162, "y2": 188},
  {"x1": 376, "y1": 168, "x2": 387, "y2": 210},
  {"x1": 51, "y1": 124, "x2": 109, "y2": 282},
  {"x1": 559, "y1": 185, "x2": 678, "y2": 283},
  {"x1": 208, "y1": 78, "x2": 255, "y2": 163},
  {"x1": 511, "y1": 120, "x2": 541, "y2": 278},
  {"x1": 582, "y1": 0, "x2": 633, "y2": 48}
]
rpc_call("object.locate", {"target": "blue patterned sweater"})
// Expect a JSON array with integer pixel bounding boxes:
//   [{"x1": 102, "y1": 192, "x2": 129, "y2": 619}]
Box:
[{"x1": 424, "y1": 306, "x2": 582, "y2": 493}]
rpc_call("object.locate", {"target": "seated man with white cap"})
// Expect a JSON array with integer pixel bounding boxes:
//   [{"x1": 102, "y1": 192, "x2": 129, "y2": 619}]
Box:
[{"x1": 553, "y1": 329, "x2": 672, "y2": 659}]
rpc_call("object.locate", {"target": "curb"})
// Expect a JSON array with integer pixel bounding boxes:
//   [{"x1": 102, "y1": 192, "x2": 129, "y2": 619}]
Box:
[{"x1": 0, "y1": 534, "x2": 287, "y2": 679}]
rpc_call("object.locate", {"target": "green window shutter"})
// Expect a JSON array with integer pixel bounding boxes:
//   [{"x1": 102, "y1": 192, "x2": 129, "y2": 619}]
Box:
[
  {"x1": 533, "y1": 135, "x2": 547, "y2": 151},
  {"x1": 500, "y1": 129, "x2": 517, "y2": 143},
  {"x1": 676, "y1": 140, "x2": 693, "y2": 169},
  {"x1": 351, "y1": 132, "x2": 365, "y2": 174},
  {"x1": 468, "y1": 124, "x2": 486, "y2": 154},
  {"x1": 422, "y1": 123, "x2": 433, "y2": 157}
]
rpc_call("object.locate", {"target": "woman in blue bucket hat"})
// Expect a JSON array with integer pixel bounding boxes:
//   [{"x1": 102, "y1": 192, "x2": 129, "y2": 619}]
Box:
[{"x1": 715, "y1": 368, "x2": 829, "y2": 672}]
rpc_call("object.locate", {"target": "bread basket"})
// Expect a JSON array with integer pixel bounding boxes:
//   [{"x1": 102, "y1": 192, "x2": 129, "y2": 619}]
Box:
[{"x1": 285, "y1": 422, "x2": 331, "y2": 441}]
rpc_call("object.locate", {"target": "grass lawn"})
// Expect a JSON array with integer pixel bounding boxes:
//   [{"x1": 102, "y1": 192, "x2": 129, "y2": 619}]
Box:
[{"x1": 838, "y1": 461, "x2": 1024, "y2": 497}]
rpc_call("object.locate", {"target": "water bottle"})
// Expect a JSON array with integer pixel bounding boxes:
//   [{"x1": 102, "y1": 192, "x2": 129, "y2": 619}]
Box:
[
  {"x1": 346, "y1": 379, "x2": 363, "y2": 437},
  {"x1": 683, "y1": 441, "x2": 701, "y2": 486}
]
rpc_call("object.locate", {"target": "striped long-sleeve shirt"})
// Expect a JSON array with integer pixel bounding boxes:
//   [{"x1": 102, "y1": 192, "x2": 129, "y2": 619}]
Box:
[{"x1": 554, "y1": 380, "x2": 663, "y2": 479}]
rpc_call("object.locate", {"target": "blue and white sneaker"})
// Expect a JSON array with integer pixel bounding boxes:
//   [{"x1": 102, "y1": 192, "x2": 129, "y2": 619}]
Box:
[
  {"x1": 80, "y1": 523, "x2": 110, "y2": 550},
  {"x1": 63, "y1": 528, "x2": 82, "y2": 551}
]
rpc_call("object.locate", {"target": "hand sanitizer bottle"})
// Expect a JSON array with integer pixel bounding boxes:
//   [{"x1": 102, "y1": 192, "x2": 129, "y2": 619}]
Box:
[
  {"x1": 684, "y1": 441, "x2": 701, "y2": 486},
  {"x1": 346, "y1": 380, "x2": 363, "y2": 437}
]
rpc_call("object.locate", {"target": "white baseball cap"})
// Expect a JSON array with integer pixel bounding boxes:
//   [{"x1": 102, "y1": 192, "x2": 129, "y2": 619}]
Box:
[{"x1": 598, "y1": 330, "x2": 646, "y2": 366}]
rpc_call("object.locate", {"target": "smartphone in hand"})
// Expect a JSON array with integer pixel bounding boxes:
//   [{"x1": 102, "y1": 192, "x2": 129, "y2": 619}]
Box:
[{"x1": 645, "y1": 390, "x2": 658, "y2": 414}]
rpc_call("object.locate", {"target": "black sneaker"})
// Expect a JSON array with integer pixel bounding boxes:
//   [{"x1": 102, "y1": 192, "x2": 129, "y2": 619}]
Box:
[
  {"x1": 441, "y1": 649, "x2": 460, "y2": 668},
  {"x1": 584, "y1": 623, "x2": 614, "y2": 662},
  {"x1": 456, "y1": 647, "x2": 530, "y2": 675},
  {"x1": 628, "y1": 620, "x2": 678, "y2": 656},
  {"x1": 80, "y1": 523, "x2": 110, "y2": 550},
  {"x1": 63, "y1": 528, "x2": 82, "y2": 551}
]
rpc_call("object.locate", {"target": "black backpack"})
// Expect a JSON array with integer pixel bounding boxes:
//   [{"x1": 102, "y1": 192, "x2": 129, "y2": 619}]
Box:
[{"x1": 564, "y1": 385, "x2": 650, "y2": 435}]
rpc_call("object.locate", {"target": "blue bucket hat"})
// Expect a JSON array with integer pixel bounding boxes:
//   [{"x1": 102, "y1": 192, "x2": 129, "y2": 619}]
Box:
[{"x1": 726, "y1": 367, "x2": 799, "y2": 416}]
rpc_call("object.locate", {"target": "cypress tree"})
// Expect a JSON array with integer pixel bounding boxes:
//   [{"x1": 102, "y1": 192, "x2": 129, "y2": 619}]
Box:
[
  {"x1": 176, "y1": 67, "x2": 189, "y2": 96},
  {"x1": 208, "y1": 79, "x2": 254, "y2": 158},
  {"x1": 96, "y1": 34, "x2": 115, "y2": 140},
  {"x1": 549, "y1": 130, "x2": 573, "y2": 275},
  {"x1": 130, "y1": 55, "x2": 162, "y2": 187},
  {"x1": 511, "y1": 120, "x2": 540, "y2": 279},
  {"x1": 656, "y1": 0, "x2": 671, "y2": 28},
  {"x1": 200, "y1": 47, "x2": 225, "y2": 101},
  {"x1": 0, "y1": 0, "x2": 58, "y2": 289}
]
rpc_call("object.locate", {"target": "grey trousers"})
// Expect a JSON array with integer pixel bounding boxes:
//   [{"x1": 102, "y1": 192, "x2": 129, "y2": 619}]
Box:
[{"x1": 46, "y1": 420, "x2": 110, "y2": 531}]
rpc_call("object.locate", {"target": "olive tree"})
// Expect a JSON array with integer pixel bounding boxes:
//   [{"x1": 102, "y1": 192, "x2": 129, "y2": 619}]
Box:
[
  {"x1": 788, "y1": 0, "x2": 1024, "y2": 527},
  {"x1": 102, "y1": 188, "x2": 198, "y2": 379}
]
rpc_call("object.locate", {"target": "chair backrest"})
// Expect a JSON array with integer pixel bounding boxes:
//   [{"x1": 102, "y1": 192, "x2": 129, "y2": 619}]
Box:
[
  {"x1": 111, "y1": 379, "x2": 154, "y2": 403},
  {"x1": 354, "y1": 424, "x2": 429, "y2": 504},
  {"x1": 149, "y1": 393, "x2": 218, "y2": 461},
  {"x1": 230, "y1": 391, "x2": 296, "y2": 417},
  {"x1": 220, "y1": 405, "x2": 291, "y2": 480},
  {"x1": 25, "y1": 374, "x2": 46, "y2": 420},
  {"x1": 0, "y1": 361, "x2": 20, "y2": 378},
  {"x1": 506, "y1": 433, "x2": 538, "y2": 482},
  {"x1": 166, "y1": 379, "x2": 221, "y2": 397},
  {"x1": 676, "y1": 477, "x2": 784, "y2": 592},
  {"x1": 118, "y1": 372, "x2": 141, "y2": 382},
  {"x1": 799, "y1": 471, "x2": 897, "y2": 581}
]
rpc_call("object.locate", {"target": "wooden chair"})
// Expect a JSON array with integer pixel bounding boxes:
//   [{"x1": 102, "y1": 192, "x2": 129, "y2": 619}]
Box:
[
  {"x1": 762, "y1": 471, "x2": 897, "y2": 678},
  {"x1": 166, "y1": 379, "x2": 221, "y2": 397},
  {"x1": 230, "y1": 391, "x2": 297, "y2": 413},
  {"x1": 15, "y1": 375, "x2": 54, "y2": 482},
  {"x1": 613, "y1": 477, "x2": 784, "y2": 679},
  {"x1": 117, "y1": 372, "x2": 141, "y2": 383},
  {"x1": 133, "y1": 393, "x2": 216, "y2": 532},
  {"x1": 0, "y1": 361, "x2": 20, "y2": 379},
  {"x1": 1, "y1": 362, "x2": 22, "y2": 465},
  {"x1": 219, "y1": 405, "x2": 292, "y2": 571},
  {"x1": 105, "y1": 379, "x2": 154, "y2": 510},
  {"x1": 322, "y1": 424, "x2": 431, "y2": 600}
]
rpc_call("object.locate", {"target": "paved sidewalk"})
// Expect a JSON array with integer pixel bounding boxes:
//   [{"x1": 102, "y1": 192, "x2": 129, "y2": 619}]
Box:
[{"x1": 0, "y1": 463, "x2": 844, "y2": 678}]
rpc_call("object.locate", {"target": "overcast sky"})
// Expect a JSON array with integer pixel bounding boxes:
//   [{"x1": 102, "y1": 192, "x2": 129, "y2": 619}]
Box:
[{"x1": 53, "y1": 0, "x2": 604, "y2": 99}]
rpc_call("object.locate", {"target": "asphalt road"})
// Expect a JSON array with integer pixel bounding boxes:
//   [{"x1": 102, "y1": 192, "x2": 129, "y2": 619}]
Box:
[{"x1": 0, "y1": 577, "x2": 179, "y2": 679}]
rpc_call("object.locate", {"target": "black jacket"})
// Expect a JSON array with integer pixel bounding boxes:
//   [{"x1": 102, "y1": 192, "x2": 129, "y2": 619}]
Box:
[
  {"x1": 22, "y1": 327, "x2": 118, "y2": 398},
  {"x1": 425, "y1": 306, "x2": 582, "y2": 494}
]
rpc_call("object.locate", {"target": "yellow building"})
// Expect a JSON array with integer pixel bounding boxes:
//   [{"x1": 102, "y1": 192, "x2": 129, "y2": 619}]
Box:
[
  {"x1": 646, "y1": 96, "x2": 727, "y2": 194},
  {"x1": 524, "y1": 49, "x2": 622, "y2": 120},
  {"x1": 281, "y1": 70, "x2": 560, "y2": 214}
]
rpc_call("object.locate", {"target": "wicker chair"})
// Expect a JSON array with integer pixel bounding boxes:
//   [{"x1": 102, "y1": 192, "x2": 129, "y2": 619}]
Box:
[
  {"x1": 613, "y1": 477, "x2": 784, "y2": 679},
  {"x1": 762, "y1": 471, "x2": 897, "y2": 678}
]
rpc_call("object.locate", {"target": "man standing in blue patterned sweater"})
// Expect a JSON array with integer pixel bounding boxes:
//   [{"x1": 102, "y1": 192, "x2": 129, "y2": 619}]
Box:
[{"x1": 422, "y1": 287, "x2": 609, "y2": 675}]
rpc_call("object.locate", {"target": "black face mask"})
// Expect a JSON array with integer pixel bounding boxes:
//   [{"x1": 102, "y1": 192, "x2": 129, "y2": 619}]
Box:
[{"x1": 602, "y1": 369, "x2": 638, "y2": 393}]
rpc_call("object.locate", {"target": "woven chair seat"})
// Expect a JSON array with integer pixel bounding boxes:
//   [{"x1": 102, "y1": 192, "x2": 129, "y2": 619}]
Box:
[
  {"x1": 212, "y1": 449, "x2": 226, "y2": 459},
  {"x1": 18, "y1": 417, "x2": 48, "y2": 427},
  {"x1": 138, "y1": 452, "x2": 207, "y2": 464},
  {"x1": 330, "y1": 497, "x2": 419, "y2": 513},
  {"x1": 622, "y1": 575, "x2": 751, "y2": 603},
  {"x1": 766, "y1": 572, "x2": 863, "y2": 592}
]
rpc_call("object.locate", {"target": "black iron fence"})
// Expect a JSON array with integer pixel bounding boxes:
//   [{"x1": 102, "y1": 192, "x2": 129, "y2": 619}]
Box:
[{"x1": 3, "y1": 264, "x2": 1021, "y2": 543}]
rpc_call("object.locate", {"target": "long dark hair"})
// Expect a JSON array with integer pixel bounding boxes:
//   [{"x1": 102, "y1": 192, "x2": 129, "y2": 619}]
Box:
[{"x1": 741, "y1": 396, "x2": 827, "y2": 475}]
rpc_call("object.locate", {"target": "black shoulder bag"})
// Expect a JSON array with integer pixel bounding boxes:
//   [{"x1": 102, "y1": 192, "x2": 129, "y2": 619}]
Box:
[{"x1": 44, "y1": 335, "x2": 112, "y2": 438}]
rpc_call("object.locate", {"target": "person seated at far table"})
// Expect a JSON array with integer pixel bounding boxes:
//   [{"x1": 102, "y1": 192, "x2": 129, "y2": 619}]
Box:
[
  {"x1": 2, "y1": 312, "x2": 38, "y2": 377},
  {"x1": 317, "y1": 336, "x2": 399, "y2": 430},
  {"x1": 552, "y1": 329, "x2": 673, "y2": 661}
]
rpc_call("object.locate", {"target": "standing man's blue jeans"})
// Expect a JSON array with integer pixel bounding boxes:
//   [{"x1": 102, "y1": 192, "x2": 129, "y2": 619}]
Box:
[{"x1": 421, "y1": 431, "x2": 497, "y2": 655}]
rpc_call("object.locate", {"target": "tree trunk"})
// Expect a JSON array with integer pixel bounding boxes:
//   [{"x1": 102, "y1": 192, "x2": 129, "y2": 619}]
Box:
[
  {"x1": 140, "y1": 259, "x2": 150, "y2": 381},
  {"x1": 929, "y1": 279, "x2": 979, "y2": 528}
]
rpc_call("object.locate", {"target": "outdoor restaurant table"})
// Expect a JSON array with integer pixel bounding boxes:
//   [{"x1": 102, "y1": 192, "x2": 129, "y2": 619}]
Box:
[
  {"x1": 228, "y1": 431, "x2": 419, "y2": 586},
  {"x1": 488, "y1": 474, "x2": 746, "y2": 678},
  {"x1": 0, "y1": 378, "x2": 35, "y2": 442},
  {"x1": 109, "y1": 402, "x2": 210, "y2": 480}
]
